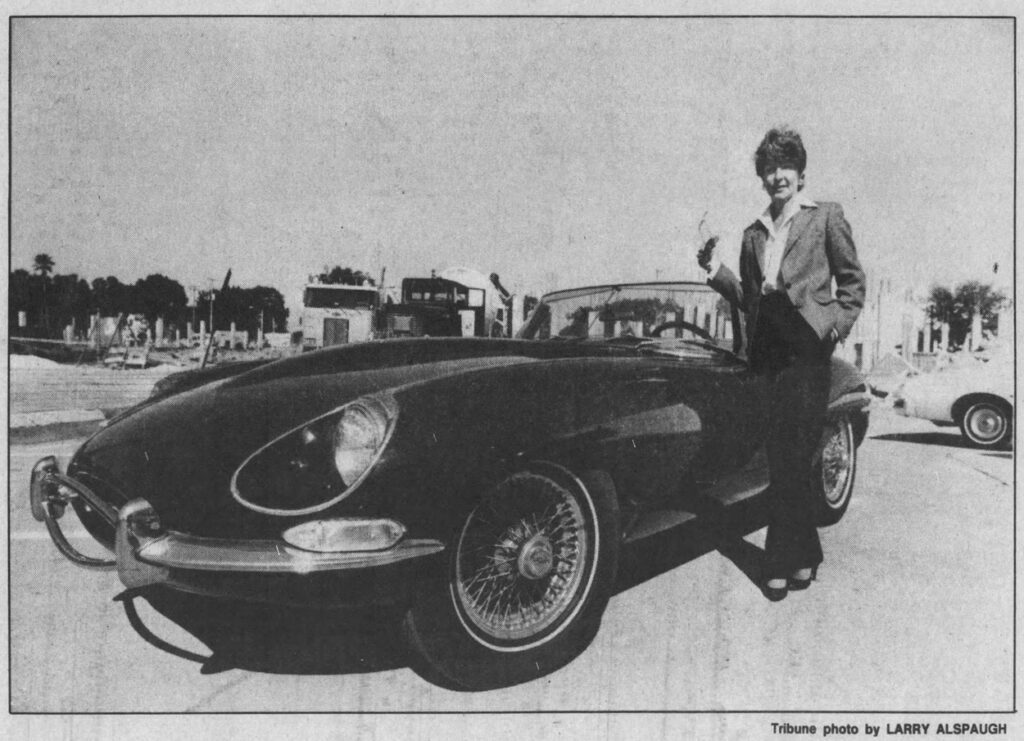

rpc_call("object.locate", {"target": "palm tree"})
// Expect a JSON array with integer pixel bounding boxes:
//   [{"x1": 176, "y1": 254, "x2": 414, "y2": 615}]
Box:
[
  {"x1": 33, "y1": 253, "x2": 55, "y2": 277},
  {"x1": 33, "y1": 253, "x2": 55, "y2": 333}
]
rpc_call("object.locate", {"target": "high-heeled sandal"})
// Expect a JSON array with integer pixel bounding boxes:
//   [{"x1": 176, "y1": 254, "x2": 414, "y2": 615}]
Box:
[
  {"x1": 787, "y1": 565, "x2": 819, "y2": 591},
  {"x1": 762, "y1": 577, "x2": 788, "y2": 602}
]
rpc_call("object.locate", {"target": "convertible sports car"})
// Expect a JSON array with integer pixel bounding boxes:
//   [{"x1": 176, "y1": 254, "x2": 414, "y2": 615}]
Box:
[{"x1": 30, "y1": 282, "x2": 871, "y2": 690}]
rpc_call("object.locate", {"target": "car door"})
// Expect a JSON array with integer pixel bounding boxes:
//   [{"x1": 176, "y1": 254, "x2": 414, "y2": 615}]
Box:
[
  {"x1": 549, "y1": 351, "x2": 767, "y2": 509},
  {"x1": 637, "y1": 354, "x2": 769, "y2": 504}
]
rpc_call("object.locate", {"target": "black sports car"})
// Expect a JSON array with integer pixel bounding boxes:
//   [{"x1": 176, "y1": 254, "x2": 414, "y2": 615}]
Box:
[{"x1": 30, "y1": 282, "x2": 870, "y2": 690}]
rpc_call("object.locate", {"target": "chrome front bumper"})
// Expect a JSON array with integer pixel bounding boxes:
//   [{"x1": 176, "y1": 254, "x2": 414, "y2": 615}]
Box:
[{"x1": 30, "y1": 457, "x2": 445, "y2": 591}]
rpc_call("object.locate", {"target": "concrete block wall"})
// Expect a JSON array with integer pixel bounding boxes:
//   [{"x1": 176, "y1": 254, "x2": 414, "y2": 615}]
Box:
[{"x1": 9, "y1": 366, "x2": 179, "y2": 414}]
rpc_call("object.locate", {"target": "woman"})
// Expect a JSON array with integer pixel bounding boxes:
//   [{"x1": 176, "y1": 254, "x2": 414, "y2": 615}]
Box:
[{"x1": 700, "y1": 127, "x2": 865, "y2": 600}]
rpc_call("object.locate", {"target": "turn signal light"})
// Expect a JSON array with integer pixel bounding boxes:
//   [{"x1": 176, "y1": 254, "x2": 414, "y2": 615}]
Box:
[{"x1": 282, "y1": 518, "x2": 406, "y2": 553}]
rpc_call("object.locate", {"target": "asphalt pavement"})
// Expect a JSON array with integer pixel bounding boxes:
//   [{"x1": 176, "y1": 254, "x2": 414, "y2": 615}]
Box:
[{"x1": 8, "y1": 407, "x2": 1014, "y2": 722}]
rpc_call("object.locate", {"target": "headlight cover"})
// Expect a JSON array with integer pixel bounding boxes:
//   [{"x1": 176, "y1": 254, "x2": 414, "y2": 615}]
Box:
[
  {"x1": 333, "y1": 402, "x2": 388, "y2": 485},
  {"x1": 232, "y1": 394, "x2": 398, "y2": 515}
]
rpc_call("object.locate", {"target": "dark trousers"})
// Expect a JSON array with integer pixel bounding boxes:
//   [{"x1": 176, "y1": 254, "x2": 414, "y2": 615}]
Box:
[{"x1": 750, "y1": 293, "x2": 833, "y2": 579}]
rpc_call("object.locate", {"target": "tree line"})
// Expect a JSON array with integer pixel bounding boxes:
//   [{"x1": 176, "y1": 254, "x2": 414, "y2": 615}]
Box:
[
  {"x1": 926, "y1": 280, "x2": 1008, "y2": 350},
  {"x1": 10, "y1": 253, "x2": 289, "y2": 341}
]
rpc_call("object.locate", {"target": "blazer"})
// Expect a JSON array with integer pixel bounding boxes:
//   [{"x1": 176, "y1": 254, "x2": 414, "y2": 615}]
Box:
[{"x1": 708, "y1": 200, "x2": 865, "y2": 342}]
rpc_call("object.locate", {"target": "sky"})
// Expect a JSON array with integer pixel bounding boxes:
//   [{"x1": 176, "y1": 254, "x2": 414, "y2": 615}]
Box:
[{"x1": 10, "y1": 16, "x2": 1015, "y2": 317}]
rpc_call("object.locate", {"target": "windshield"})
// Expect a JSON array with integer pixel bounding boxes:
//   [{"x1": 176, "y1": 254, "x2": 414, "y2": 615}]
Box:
[
  {"x1": 303, "y1": 287, "x2": 378, "y2": 310},
  {"x1": 517, "y1": 282, "x2": 735, "y2": 348}
]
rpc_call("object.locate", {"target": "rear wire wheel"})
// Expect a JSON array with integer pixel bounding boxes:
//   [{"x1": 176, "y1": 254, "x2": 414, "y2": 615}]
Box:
[
  {"x1": 403, "y1": 465, "x2": 619, "y2": 690},
  {"x1": 813, "y1": 413, "x2": 857, "y2": 525}
]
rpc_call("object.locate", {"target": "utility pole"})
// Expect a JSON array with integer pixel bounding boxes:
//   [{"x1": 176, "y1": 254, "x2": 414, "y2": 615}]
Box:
[
  {"x1": 201, "y1": 269, "x2": 232, "y2": 369},
  {"x1": 207, "y1": 278, "x2": 216, "y2": 340},
  {"x1": 873, "y1": 278, "x2": 884, "y2": 369}
]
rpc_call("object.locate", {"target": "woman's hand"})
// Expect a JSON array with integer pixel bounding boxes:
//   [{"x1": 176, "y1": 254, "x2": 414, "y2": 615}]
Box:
[{"x1": 697, "y1": 236, "x2": 718, "y2": 272}]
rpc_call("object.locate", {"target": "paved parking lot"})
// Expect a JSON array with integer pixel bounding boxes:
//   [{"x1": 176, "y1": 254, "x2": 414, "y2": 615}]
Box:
[{"x1": 8, "y1": 405, "x2": 1013, "y2": 719}]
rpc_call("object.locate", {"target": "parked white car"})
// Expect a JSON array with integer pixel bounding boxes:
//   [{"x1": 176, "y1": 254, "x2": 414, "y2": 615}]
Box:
[{"x1": 892, "y1": 353, "x2": 1013, "y2": 448}]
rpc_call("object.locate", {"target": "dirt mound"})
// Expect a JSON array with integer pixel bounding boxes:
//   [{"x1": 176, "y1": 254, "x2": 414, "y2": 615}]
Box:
[{"x1": 10, "y1": 354, "x2": 63, "y2": 369}]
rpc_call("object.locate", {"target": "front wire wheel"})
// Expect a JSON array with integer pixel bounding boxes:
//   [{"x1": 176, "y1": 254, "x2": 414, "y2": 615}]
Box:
[
  {"x1": 453, "y1": 471, "x2": 592, "y2": 649},
  {"x1": 814, "y1": 414, "x2": 857, "y2": 525},
  {"x1": 403, "y1": 465, "x2": 619, "y2": 690}
]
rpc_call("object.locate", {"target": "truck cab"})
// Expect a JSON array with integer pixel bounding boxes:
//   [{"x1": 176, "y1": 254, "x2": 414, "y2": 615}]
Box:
[
  {"x1": 299, "y1": 283, "x2": 380, "y2": 350},
  {"x1": 380, "y1": 268, "x2": 518, "y2": 339}
]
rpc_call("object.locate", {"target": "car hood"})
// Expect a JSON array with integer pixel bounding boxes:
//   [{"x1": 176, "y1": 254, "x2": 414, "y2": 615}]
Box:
[{"x1": 69, "y1": 341, "x2": 555, "y2": 536}]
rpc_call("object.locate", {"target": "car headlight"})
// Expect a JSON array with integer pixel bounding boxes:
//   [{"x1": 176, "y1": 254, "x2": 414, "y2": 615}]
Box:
[
  {"x1": 232, "y1": 394, "x2": 398, "y2": 515},
  {"x1": 333, "y1": 401, "x2": 389, "y2": 486}
]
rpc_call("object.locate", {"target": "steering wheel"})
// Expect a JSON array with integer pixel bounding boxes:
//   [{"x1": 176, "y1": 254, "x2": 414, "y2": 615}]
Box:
[{"x1": 649, "y1": 320, "x2": 716, "y2": 343}]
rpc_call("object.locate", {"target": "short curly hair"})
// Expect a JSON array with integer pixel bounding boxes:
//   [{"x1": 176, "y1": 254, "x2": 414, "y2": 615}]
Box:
[{"x1": 754, "y1": 127, "x2": 807, "y2": 177}]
